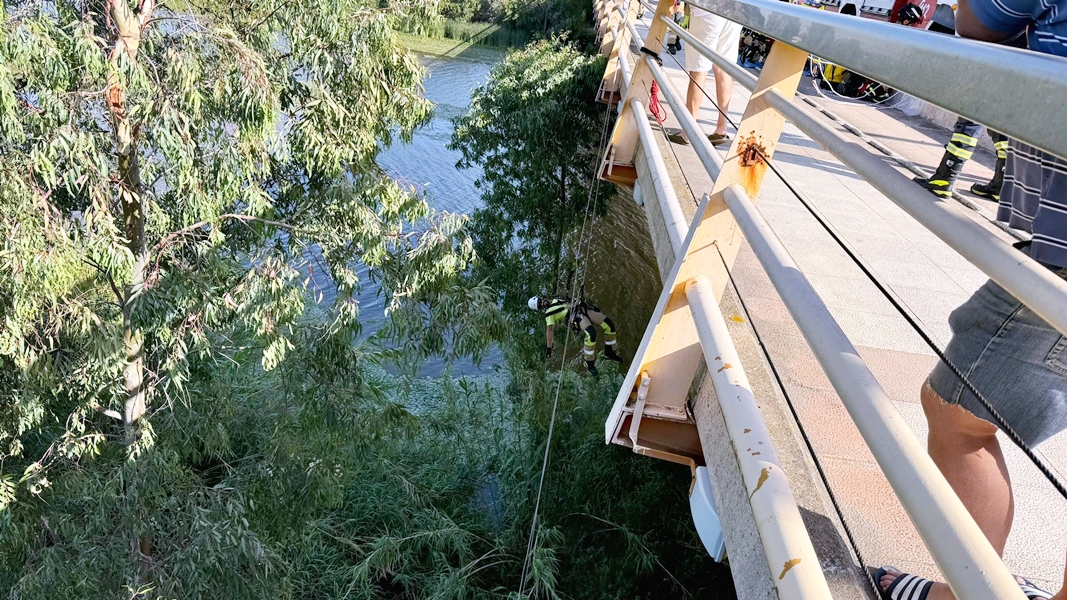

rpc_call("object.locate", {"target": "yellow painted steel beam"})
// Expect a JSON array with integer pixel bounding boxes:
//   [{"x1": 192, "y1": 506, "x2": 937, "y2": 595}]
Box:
[
  {"x1": 598, "y1": 0, "x2": 674, "y2": 186},
  {"x1": 606, "y1": 43, "x2": 808, "y2": 462}
]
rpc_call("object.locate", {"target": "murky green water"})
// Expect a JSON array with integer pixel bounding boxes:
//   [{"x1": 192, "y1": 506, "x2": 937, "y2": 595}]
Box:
[
  {"x1": 341, "y1": 52, "x2": 660, "y2": 375},
  {"x1": 569, "y1": 187, "x2": 661, "y2": 362}
]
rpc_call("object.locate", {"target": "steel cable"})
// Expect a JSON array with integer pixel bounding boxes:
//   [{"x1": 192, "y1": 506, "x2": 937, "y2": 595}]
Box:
[
  {"x1": 518, "y1": 91, "x2": 615, "y2": 595},
  {"x1": 650, "y1": 95, "x2": 885, "y2": 600},
  {"x1": 628, "y1": 44, "x2": 1067, "y2": 597}
]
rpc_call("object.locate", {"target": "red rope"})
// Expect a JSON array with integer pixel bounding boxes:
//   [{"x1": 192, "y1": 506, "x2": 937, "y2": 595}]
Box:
[{"x1": 648, "y1": 81, "x2": 667, "y2": 124}]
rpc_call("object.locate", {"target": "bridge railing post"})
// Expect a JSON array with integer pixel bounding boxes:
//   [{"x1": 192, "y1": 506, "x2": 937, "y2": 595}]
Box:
[
  {"x1": 680, "y1": 40, "x2": 809, "y2": 301},
  {"x1": 597, "y1": 1, "x2": 626, "y2": 103},
  {"x1": 598, "y1": 0, "x2": 674, "y2": 186},
  {"x1": 605, "y1": 37, "x2": 808, "y2": 463},
  {"x1": 602, "y1": 4, "x2": 1048, "y2": 598}
]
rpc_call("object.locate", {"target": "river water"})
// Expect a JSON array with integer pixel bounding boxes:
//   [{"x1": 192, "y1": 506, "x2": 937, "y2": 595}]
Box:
[{"x1": 341, "y1": 52, "x2": 660, "y2": 376}]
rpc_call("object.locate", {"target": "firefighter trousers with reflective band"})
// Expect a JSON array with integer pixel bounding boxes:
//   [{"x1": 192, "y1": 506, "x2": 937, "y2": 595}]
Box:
[
  {"x1": 947, "y1": 117, "x2": 1007, "y2": 161},
  {"x1": 578, "y1": 309, "x2": 616, "y2": 360}
]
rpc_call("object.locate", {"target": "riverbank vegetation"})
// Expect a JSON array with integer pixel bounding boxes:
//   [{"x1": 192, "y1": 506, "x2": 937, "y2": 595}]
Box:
[
  {"x1": 452, "y1": 39, "x2": 613, "y2": 301},
  {"x1": 1, "y1": 0, "x2": 734, "y2": 598},
  {"x1": 386, "y1": 0, "x2": 595, "y2": 48}
]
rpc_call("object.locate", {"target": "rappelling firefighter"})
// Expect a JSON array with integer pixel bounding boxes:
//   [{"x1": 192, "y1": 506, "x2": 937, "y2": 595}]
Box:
[{"x1": 529, "y1": 295, "x2": 623, "y2": 376}]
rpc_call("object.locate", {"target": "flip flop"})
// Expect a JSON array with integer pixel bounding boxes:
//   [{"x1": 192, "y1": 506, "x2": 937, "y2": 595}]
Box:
[
  {"x1": 666, "y1": 131, "x2": 690, "y2": 146},
  {"x1": 871, "y1": 566, "x2": 933, "y2": 600},
  {"x1": 1018, "y1": 576, "x2": 1053, "y2": 600},
  {"x1": 708, "y1": 133, "x2": 732, "y2": 146}
]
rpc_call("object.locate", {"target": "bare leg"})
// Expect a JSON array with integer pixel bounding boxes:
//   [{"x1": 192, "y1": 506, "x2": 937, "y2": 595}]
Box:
[
  {"x1": 878, "y1": 380, "x2": 1018, "y2": 600},
  {"x1": 712, "y1": 64, "x2": 732, "y2": 136},
  {"x1": 922, "y1": 379, "x2": 1013, "y2": 554},
  {"x1": 686, "y1": 70, "x2": 708, "y2": 131}
]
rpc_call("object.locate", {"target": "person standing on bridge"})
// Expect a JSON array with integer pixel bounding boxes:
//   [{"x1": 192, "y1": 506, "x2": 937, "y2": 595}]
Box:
[
  {"x1": 913, "y1": 118, "x2": 1011, "y2": 200},
  {"x1": 666, "y1": 4, "x2": 742, "y2": 147},
  {"x1": 907, "y1": 2, "x2": 1019, "y2": 201},
  {"x1": 875, "y1": 0, "x2": 1067, "y2": 597},
  {"x1": 529, "y1": 295, "x2": 623, "y2": 376}
]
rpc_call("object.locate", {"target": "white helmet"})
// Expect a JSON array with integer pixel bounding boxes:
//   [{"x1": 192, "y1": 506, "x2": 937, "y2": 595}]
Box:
[{"x1": 528, "y1": 296, "x2": 540, "y2": 311}]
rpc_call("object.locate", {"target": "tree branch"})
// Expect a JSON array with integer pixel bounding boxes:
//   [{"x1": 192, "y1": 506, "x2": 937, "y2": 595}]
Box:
[
  {"x1": 138, "y1": 0, "x2": 156, "y2": 30},
  {"x1": 244, "y1": 0, "x2": 287, "y2": 35},
  {"x1": 82, "y1": 257, "x2": 126, "y2": 306},
  {"x1": 90, "y1": 402, "x2": 124, "y2": 421},
  {"x1": 152, "y1": 213, "x2": 302, "y2": 255}
]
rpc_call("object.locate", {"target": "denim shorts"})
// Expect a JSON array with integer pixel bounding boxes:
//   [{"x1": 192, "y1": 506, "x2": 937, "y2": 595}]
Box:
[{"x1": 928, "y1": 256, "x2": 1067, "y2": 447}]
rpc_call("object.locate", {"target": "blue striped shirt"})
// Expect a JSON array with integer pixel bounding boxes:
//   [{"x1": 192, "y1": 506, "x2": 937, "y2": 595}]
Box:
[
  {"x1": 969, "y1": 0, "x2": 1067, "y2": 55},
  {"x1": 970, "y1": 0, "x2": 1067, "y2": 268},
  {"x1": 1000, "y1": 144, "x2": 1067, "y2": 268}
]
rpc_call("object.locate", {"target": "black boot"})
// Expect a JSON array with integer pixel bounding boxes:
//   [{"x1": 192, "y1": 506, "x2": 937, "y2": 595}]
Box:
[
  {"x1": 970, "y1": 156, "x2": 1005, "y2": 202},
  {"x1": 913, "y1": 151, "x2": 966, "y2": 198},
  {"x1": 586, "y1": 361, "x2": 599, "y2": 376},
  {"x1": 604, "y1": 345, "x2": 623, "y2": 364}
]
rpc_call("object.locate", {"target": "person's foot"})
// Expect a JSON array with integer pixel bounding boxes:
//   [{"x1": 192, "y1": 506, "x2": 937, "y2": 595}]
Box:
[
  {"x1": 913, "y1": 152, "x2": 965, "y2": 198},
  {"x1": 970, "y1": 180, "x2": 1001, "y2": 202},
  {"x1": 913, "y1": 174, "x2": 953, "y2": 198},
  {"x1": 708, "y1": 132, "x2": 731, "y2": 146},
  {"x1": 876, "y1": 566, "x2": 936, "y2": 600},
  {"x1": 586, "y1": 361, "x2": 599, "y2": 377},
  {"x1": 876, "y1": 566, "x2": 1054, "y2": 600},
  {"x1": 666, "y1": 131, "x2": 690, "y2": 146},
  {"x1": 604, "y1": 345, "x2": 623, "y2": 364}
]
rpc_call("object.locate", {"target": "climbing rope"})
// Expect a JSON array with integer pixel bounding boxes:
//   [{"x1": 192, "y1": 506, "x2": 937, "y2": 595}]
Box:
[
  {"x1": 517, "y1": 90, "x2": 615, "y2": 596},
  {"x1": 806, "y1": 56, "x2": 902, "y2": 107}
]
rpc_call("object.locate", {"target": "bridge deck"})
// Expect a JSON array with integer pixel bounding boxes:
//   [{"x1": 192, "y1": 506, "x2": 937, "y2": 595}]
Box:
[{"x1": 640, "y1": 18, "x2": 1067, "y2": 591}]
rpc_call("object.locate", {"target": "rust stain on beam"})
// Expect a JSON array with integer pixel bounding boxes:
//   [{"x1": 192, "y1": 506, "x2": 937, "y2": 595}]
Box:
[
  {"x1": 749, "y1": 466, "x2": 771, "y2": 499},
  {"x1": 779, "y1": 558, "x2": 802, "y2": 580}
]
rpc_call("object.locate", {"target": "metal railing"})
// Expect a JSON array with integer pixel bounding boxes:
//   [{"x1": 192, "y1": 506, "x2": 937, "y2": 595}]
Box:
[
  {"x1": 595, "y1": 0, "x2": 1067, "y2": 598},
  {"x1": 663, "y1": 14, "x2": 1067, "y2": 337},
  {"x1": 690, "y1": 0, "x2": 1067, "y2": 161}
]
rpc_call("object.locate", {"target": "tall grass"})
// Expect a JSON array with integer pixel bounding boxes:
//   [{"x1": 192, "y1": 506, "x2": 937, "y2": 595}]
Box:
[
  {"x1": 402, "y1": 18, "x2": 534, "y2": 48},
  {"x1": 440, "y1": 19, "x2": 534, "y2": 48}
]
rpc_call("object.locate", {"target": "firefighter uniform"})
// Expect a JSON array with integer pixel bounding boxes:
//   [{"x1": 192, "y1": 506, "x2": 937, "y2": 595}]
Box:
[
  {"x1": 915, "y1": 117, "x2": 1008, "y2": 198},
  {"x1": 537, "y1": 296, "x2": 622, "y2": 375},
  {"x1": 912, "y1": 20, "x2": 1024, "y2": 199}
]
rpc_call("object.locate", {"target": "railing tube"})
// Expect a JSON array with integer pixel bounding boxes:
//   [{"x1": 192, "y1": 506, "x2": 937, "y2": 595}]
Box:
[
  {"x1": 644, "y1": 56, "x2": 724, "y2": 181},
  {"x1": 687, "y1": 0, "x2": 1067, "y2": 161},
  {"x1": 722, "y1": 183, "x2": 1026, "y2": 600},
  {"x1": 614, "y1": 3, "x2": 645, "y2": 47},
  {"x1": 685, "y1": 275, "x2": 831, "y2": 600},
  {"x1": 661, "y1": 17, "x2": 758, "y2": 91},
  {"x1": 618, "y1": 40, "x2": 633, "y2": 90},
  {"x1": 631, "y1": 99, "x2": 688, "y2": 254},
  {"x1": 757, "y1": 90, "x2": 1067, "y2": 337}
]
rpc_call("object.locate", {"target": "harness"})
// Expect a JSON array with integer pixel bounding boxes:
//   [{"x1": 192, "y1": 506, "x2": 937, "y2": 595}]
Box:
[{"x1": 550, "y1": 290, "x2": 600, "y2": 332}]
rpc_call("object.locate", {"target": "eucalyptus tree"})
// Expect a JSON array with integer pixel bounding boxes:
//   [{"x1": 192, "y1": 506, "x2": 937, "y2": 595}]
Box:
[
  {"x1": 450, "y1": 39, "x2": 611, "y2": 303},
  {"x1": 0, "y1": 0, "x2": 496, "y2": 593}
]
